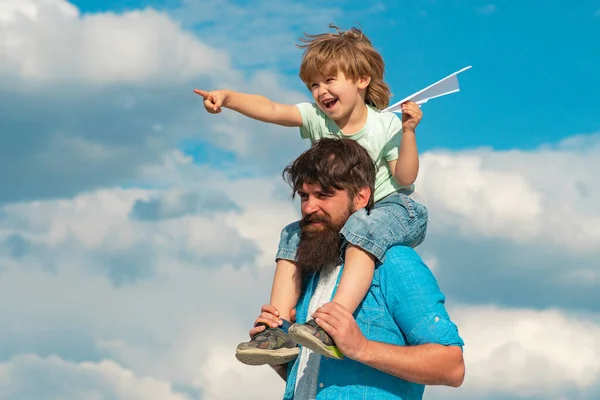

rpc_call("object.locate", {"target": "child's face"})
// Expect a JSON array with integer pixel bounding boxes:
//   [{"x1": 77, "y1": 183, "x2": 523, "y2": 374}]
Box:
[{"x1": 308, "y1": 69, "x2": 369, "y2": 123}]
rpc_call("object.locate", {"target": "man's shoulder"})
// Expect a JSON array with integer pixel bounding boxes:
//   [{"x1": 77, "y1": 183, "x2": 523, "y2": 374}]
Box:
[
  {"x1": 377, "y1": 245, "x2": 436, "y2": 283},
  {"x1": 383, "y1": 245, "x2": 423, "y2": 264}
]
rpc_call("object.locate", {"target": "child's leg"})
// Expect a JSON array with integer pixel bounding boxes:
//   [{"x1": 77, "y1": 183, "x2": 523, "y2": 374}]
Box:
[
  {"x1": 269, "y1": 258, "x2": 300, "y2": 322},
  {"x1": 235, "y1": 221, "x2": 302, "y2": 366},
  {"x1": 330, "y1": 245, "x2": 375, "y2": 314},
  {"x1": 269, "y1": 220, "x2": 302, "y2": 322},
  {"x1": 288, "y1": 193, "x2": 428, "y2": 360},
  {"x1": 332, "y1": 192, "x2": 428, "y2": 313}
]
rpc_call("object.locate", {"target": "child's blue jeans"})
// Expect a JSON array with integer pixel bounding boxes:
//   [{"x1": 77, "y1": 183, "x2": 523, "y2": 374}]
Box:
[{"x1": 275, "y1": 190, "x2": 428, "y2": 264}]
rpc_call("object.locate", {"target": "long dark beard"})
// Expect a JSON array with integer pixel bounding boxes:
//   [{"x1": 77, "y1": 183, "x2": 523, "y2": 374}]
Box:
[{"x1": 295, "y1": 206, "x2": 352, "y2": 279}]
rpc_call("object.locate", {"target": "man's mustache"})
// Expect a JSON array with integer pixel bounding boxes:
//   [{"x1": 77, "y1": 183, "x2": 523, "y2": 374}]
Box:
[{"x1": 299, "y1": 213, "x2": 331, "y2": 228}]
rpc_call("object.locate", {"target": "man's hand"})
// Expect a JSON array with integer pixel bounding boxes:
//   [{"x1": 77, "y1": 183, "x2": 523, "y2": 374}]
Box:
[
  {"x1": 248, "y1": 305, "x2": 297, "y2": 338},
  {"x1": 400, "y1": 101, "x2": 422, "y2": 133},
  {"x1": 193, "y1": 89, "x2": 228, "y2": 114},
  {"x1": 312, "y1": 302, "x2": 369, "y2": 361}
]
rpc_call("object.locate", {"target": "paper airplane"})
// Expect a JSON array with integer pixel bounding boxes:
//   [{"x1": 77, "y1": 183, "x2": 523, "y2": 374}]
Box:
[{"x1": 383, "y1": 66, "x2": 471, "y2": 113}]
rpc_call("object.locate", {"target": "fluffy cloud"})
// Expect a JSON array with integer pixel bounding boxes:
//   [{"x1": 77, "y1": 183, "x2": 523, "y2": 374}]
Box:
[
  {"x1": 0, "y1": 354, "x2": 193, "y2": 400},
  {"x1": 417, "y1": 133, "x2": 600, "y2": 251},
  {"x1": 1, "y1": 134, "x2": 600, "y2": 399},
  {"x1": 0, "y1": 160, "x2": 296, "y2": 398},
  {"x1": 0, "y1": 0, "x2": 308, "y2": 204},
  {"x1": 2, "y1": 2, "x2": 599, "y2": 399},
  {"x1": 0, "y1": 0, "x2": 230, "y2": 85},
  {"x1": 413, "y1": 134, "x2": 600, "y2": 312},
  {"x1": 429, "y1": 305, "x2": 600, "y2": 400}
]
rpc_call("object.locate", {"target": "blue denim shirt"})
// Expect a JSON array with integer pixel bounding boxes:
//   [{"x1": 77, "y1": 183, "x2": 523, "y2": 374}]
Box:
[{"x1": 282, "y1": 245, "x2": 464, "y2": 400}]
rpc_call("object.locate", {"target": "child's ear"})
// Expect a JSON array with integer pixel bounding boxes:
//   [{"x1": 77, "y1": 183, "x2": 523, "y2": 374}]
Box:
[{"x1": 357, "y1": 75, "x2": 371, "y2": 89}]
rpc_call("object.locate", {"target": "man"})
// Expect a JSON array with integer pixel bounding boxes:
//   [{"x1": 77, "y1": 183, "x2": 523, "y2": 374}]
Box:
[{"x1": 245, "y1": 138, "x2": 464, "y2": 399}]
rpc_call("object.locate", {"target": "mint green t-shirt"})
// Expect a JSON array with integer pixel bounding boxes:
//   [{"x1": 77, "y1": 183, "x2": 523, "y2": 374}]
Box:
[{"x1": 296, "y1": 102, "x2": 413, "y2": 202}]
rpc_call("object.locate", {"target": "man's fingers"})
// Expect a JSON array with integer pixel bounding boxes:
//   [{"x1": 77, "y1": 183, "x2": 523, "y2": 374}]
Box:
[
  {"x1": 259, "y1": 312, "x2": 282, "y2": 327},
  {"x1": 315, "y1": 302, "x2": 349, "y2": 320},
  {"x1": 260, "y1": 304, "x2": 280, "y2": 316},
  {"x1": 313, "y1": 309, "x2": 342, "y2": 327},
  {"x1": 314, "y1": 316, "x2": 338, "y2": 337},
  {"x1": 249, "y1": 324, "x2": 266, "y2": 338},
  {"x1": 290, "y1": 308, "x2": 297, "y2": 323},
  {"x1": 255, "y1": 316, "x2": 280, "y2": 328}
]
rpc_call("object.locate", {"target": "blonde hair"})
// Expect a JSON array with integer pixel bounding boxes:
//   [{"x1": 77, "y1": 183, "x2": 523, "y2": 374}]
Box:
[{"x1": 297, "y1": 24, "x2": 391, "y2": 110}]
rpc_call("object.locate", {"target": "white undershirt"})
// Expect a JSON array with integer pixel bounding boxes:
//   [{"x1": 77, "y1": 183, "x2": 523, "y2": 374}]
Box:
[{"x1": 293, "y1": 264, "x2": 341, "y2": 400}]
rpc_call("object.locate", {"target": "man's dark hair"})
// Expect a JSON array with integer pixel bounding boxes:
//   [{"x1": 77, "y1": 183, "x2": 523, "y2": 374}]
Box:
[{"x1": 283, "y1": 138, "x2": 376, "y2": 210}]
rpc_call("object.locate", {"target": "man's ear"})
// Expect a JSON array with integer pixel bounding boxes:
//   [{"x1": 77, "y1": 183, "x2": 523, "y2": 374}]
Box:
[
  {"x1": 353, "y1": 187, "x2": 371, "y2": 210},
  {"x1": 357, "y1": 75, "x2": 371, "y2": 90}
]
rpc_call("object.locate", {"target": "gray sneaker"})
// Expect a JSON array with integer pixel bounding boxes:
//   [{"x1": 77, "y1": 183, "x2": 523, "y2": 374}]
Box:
[
  {"x1": 235, "y1": 324, "x2": 299, "y2": 366},
  {"x1": 288, "y1": 319, "x2": 344, "y2": 360}
]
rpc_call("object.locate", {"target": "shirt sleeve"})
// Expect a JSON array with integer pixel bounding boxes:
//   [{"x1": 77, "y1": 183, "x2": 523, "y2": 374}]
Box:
[
  {"x1": 380, "y1": 247, "x2": 464, "y2": 347},
  {"x1": 382, "y1": 115, "x2": 402, "y2": 162},
  {"x1": 295, "y1": 102, "x2": 320, "y2": 140}
]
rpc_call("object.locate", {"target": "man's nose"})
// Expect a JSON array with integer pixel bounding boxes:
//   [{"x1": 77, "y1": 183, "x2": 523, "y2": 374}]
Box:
[{"x1": 303, "y1": 197, "x2": 320, "y2": 214}]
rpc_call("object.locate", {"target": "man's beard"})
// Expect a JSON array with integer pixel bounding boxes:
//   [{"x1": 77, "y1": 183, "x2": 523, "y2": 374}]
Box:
[{"x1": 295, "y1": 204, "x2": 353, "y2": 280}]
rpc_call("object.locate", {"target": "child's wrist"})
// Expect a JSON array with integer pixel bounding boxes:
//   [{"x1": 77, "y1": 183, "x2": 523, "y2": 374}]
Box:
[{"x1": 221, "y1": 90, "x2": 231, "y2": 106}]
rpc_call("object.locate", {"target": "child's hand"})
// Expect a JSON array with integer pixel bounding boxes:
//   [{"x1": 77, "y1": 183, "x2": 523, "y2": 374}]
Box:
[
  {"x1": 400, "y1": 101, "x2": 422, "y2": 133},
  {"x1": 193, "y1": 89, "x2": 227, "y2": 114}
]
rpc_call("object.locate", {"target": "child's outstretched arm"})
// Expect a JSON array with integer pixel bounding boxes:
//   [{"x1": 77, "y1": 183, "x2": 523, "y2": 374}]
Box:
[
  {"x1": 389, "y1": 101, "x2": 422, "y2": 187},
  {"x1": 193, "y1": 89, "x2": 303, "y2": 127}
]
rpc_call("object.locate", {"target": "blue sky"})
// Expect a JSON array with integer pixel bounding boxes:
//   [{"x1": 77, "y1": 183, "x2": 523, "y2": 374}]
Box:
[
  {"x1": 74, "y1": 0, "x2": 600, "y2": 152},
  {"x1": 1, "y1": 1, "x2": 600, "y2": 400}
]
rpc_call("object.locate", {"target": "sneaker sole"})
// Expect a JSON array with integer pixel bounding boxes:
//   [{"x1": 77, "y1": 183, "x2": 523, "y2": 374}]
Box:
[
  {"x1": 235, "y1": 347, "x2": 299, "y2": 366},
  {"x1": 288, "y1": 325, "x2": 344, "y2": 360}
]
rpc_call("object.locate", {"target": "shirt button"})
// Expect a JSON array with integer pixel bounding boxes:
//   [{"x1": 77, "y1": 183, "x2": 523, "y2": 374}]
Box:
[{"x1": 319, "y1": 383, "x2": 324, "y2": 388}]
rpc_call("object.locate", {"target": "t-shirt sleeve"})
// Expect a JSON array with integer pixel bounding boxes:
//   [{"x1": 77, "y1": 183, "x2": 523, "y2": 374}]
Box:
[
  {"x1": 381, "y1": 247, "x2": 464, "y2": 348},
  {"x1": 295, "y1": 102, "x2": 321, "y2": 140},
  {"x1": 383, "y1": 115, "x2": 403, "y2": 162}
]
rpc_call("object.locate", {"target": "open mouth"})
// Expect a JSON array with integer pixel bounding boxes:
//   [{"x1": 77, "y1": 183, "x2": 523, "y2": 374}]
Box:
[{"x1": 321, "y1": 97, "x2": 338, "y2": 110}]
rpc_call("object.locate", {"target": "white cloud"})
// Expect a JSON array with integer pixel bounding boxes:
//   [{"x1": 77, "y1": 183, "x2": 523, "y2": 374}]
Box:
[
  {"x1": 198, "y1": 346, "x2": 285, "y2": 400},
  {"x1": 0, "y1": 154, "x2": 300, "y2": 399},
  {"x1": 1, "y1": 133, "x2": 600, "y2": 399},
  {"x1": 417, "y1": 134, "x2": 600, "y2": 252},
  {"x1": 0, "y1": 0, "x2": 231, "y2": 84},
  {"x1": 429, "y1": 305, "x2": 600, "y2": 399},
  {"x1": 1, "y1": 4, "x2": 599, "y2": 398},
  {"x1": 0, "y1": 0, "x2": 309, "y2": 204},
  {"x1": 0, "y1": 354, "x2": 192, "y2": 400}
]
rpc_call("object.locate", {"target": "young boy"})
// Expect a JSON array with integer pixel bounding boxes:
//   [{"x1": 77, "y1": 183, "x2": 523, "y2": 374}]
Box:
[{"x1": 194, "y1": 25, "x2": 427, "y2": 364}]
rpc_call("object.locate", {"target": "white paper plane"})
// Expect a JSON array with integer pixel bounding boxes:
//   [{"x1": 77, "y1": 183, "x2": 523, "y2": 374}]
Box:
[{"x1": 383, "y1": 66, "x2": 472, "y2": 113}]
